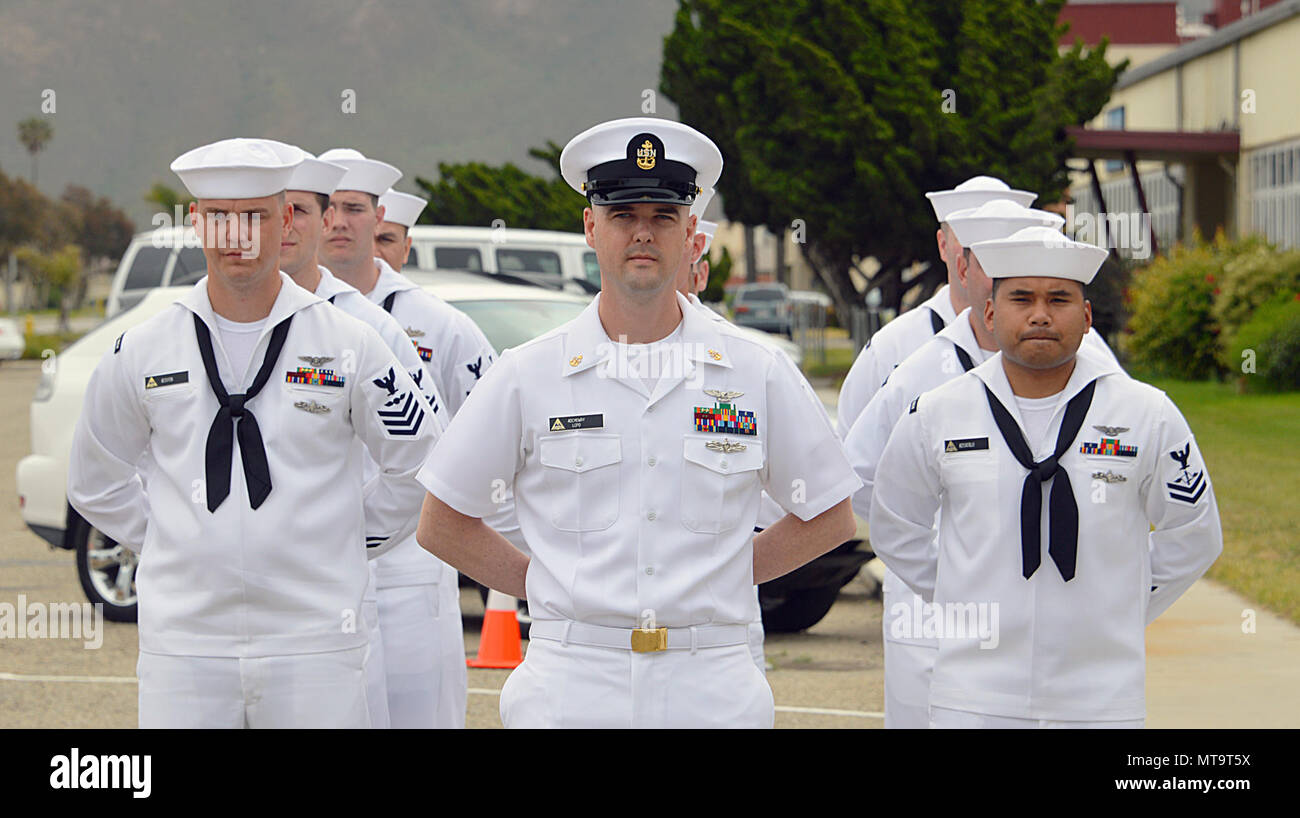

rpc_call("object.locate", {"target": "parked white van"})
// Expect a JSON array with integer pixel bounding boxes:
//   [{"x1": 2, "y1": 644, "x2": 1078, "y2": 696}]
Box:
[
  {"x1": 108, "y1": 225, "x2": 602, "y2": 318},
  {"x1": 105, "y1": 226, "x2": 206, "y2": 318},
  {"x1": 406, "y1": 225, "x2": 600, "y2": 289}
]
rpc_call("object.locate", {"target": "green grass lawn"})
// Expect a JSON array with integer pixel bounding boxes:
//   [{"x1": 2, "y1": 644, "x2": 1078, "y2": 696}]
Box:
[{"x1": 1142, "y1": 376, "x2": 1300, "y2": 625}]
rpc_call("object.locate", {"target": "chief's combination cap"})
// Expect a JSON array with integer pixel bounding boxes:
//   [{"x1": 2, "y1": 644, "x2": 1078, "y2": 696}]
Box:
[{"x1": 560, "y1": 117, "x2": 722, "y2": 206}]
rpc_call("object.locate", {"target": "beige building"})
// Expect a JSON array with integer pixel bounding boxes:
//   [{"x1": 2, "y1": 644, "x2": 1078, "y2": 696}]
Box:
[{"x1": 1069, "y1": 0, "x2": 1300, "y2": 254}]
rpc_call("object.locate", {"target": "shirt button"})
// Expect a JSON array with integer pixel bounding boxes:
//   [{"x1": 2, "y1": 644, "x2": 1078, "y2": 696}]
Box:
[
  {"x1": 645, "y1": 566, "x2": 655, "y2": 575},
  {"x1": 647, "y1": 510, "x2": 657, "y2": 521},
  {"x1": 575, "y1": 456, "x2": 584, "y2": 467},
  {"x1": 720, "y1": 459, "x2": 728, "y2": 470},
  {"x1": 647, "y1": 456, "x2": 657, "y2": 467}
]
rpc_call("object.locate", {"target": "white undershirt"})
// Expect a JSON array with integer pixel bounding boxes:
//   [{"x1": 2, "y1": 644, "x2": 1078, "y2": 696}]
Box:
[
  {"x1": 1013, "y1": 393, "x2": 1064, "y2": 453},
  {"x1": 214, "y1": 315, "x2": 268, "y2": 381},
  {"x1": 614, "y1": 321, "x2": 685, "y2": 392}
]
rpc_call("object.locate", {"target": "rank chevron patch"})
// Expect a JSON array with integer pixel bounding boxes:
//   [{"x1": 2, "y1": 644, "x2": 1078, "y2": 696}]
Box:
[
  {"x1": 377, "y1": 391, "x2": 425, "y2": 437},
  {"x1": 1165, "y1": 443, "x2": 1205, "y2": 504},
  {"x1": 1166, "y1": 469, "x2": 1206, "y2": 504}
]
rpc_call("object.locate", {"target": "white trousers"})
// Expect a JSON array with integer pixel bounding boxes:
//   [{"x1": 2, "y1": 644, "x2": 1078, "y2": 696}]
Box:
[
  {"x1": 500, "y1": 637, "x2": 773, "y2": 729},
  {"x1": 883, "y1": 639, "x2": 937, "y2": 729},
  {"x1": 136, "y1": 647, "x2": 370, "y2": 729},
  {"x1": 362, "y1": 587, "x2": 391, "y2": 729},
  {"x1": 930, "y1": 706, "x2": 1144, "y2": 729},
  {"x1": 748, "y1": 585, "x2": 766, "y2": 674},
  {"x1": 377, "y1": 579, "x2": 467, "y2": 729},
  {"x1": 882, "y1": 588, "x2": 937, "y2": 729}
]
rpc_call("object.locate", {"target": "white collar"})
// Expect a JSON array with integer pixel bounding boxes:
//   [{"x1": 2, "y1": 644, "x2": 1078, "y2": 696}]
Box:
[
  {"x1": 561, "y1": 290, "x2": 733, "y2": 378},
  {"x1": 178, "y1": 271, "x2": 321, "y2": 340},
  {"x1": 971, "y1": 345, "x2": 1123, "y2": 435},
  {"x1": 920, "y1": 284, "x2": 959, "y2": 325}
]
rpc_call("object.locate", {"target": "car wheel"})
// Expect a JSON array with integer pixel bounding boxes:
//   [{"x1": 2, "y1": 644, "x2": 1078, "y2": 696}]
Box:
[
  {"x1": 759, "y1": 584, "x2": 843, "y2": 634},
  {"x1": 71, "y1": 515, "x2": 139, "y2": 623},
  {"x1": 757, "y1": 540, "x2": 872, "y2": 633}
]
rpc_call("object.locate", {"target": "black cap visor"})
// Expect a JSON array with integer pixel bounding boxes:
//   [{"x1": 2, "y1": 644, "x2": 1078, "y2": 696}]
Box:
[{"x1": 587, "y1": 177, "x2": 698, "y2": 206}]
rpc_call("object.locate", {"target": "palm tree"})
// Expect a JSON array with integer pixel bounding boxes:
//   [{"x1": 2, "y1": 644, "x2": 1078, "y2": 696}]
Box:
[{"x1": 17, "y1": 118, "x2": 54, "y2": 185}]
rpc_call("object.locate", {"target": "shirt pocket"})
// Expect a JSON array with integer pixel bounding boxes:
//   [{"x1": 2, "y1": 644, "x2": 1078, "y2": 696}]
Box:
[
  {"x1": 537, "y1": 433, "x2": 622, "y2": 532},
  {"x1": 281, "y1": 382, "x2": 349, "y2": 414},
  {"x1": 142, "y1": 382, "x2": 197, "y2": 403},
  {"x1": 680, "y1": 437, "x2": 765, "y2": 534}
]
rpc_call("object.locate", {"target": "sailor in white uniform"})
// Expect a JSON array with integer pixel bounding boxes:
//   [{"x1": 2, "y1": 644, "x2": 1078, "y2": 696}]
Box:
[
  {"x1": 67, "y1": 138, "x2": 437, "y2": 728},
  {"x1": 278, "y1": 150, "x2": 449, "y2": 729},
  {"x1": 415, "y1": 117, "x2": 861, "y2": 728},
  {"x1": 676, "y1": 200, "x2": 770, "y2": 674},
  {"x1": 836, "y1": 176, "x2": 1035, "y2": 437},
  {"x1": 317, "y1": 149, "x2": 503, "y2": 728},
  {"x1": 869, "y1": 226, "x2": 1223, "y2": 728},
  {"x1": 845, "y1": 199, "x2": 1066, "y2": 728},
  {"x1": 374, "y1": 188, "x2": 425, "y2": 273}
]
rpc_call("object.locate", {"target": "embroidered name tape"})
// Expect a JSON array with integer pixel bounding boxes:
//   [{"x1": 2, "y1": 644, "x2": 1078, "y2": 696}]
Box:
[
  {"x1": 550, "y1": 414, "x2": 604, "y2": 432},
  {"x1": 144, "y1": 371, "x2": 188, "y2": 389},
  {"x1": 944, "y1": 437, "x2": 989, "y2": 453}
]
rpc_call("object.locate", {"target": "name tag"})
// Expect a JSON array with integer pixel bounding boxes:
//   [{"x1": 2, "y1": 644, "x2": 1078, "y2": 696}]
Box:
[
  {"x1": 550, "y1": 414, "x2": 603, "y2": 432},
  {"x1": 144, "y1": 371, "x2": 188, "y2": 389},
  {"x1": 944, "y1": 437, "x2": 989, "y2": 453}
]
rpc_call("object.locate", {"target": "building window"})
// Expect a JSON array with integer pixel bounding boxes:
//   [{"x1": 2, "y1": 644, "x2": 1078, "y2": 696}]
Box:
[
  {"x1": 1105, "y1": 107, "x2": 1126, "y2": 173},
  {"x1": 1249, "y1": 137, "x2": 1300, "y2": 250}
]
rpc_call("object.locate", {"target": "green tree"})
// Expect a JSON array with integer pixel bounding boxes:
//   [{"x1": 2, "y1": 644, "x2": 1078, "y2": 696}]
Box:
[
  {"x1": 145, "y1": 182, "x2": 185, "y2": 217},
  {"x1": 700, "y1": 244, "x2": 734, "y2": 302},
  {"x1": 661, "y1": 0, "x2": 1122, "y2": 319},
  {"x1": 61, "y1": 185, "x2": 135, "y2": 262},
  {"x1": 17, "y1": 117, "x2": 54, "y2": 185},
  {"x1": 0, "y1": 169, "x2": 49, "y2": 257},
  {"x1": 17, "y1": 244, "x2": 82, "y2": 330},
  {"x1": 413, "y1": 149, "x2": 587, "y2": 232}
]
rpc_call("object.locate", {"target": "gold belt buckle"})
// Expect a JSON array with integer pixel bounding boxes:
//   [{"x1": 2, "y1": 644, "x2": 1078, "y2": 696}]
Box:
[{"x1": 630, "y1": 627, "x2": 668, "y2": 653}]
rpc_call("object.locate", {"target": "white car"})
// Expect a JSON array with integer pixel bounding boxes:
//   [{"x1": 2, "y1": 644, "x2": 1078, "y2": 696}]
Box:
[
  {"x1": 16, "y1": 272, "x2": 590, "y2": 620},
  {"x1": 0, "y1": 317, "x2": 24, "y2": 362}
]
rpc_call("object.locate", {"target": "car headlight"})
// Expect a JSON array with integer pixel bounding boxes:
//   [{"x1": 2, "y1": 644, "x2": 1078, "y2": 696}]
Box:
[{"x1": 33, "y1": 367, "x2": 56, "y2": 402}]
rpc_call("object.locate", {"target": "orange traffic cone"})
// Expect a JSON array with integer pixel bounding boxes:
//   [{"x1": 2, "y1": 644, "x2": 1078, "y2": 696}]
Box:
[{"x1": 467, "y1": 589, "x2": 523, "y2": 668}]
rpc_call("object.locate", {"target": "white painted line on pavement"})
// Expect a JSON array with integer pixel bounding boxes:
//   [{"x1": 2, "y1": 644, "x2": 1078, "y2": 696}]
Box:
[
  {"x1": 0, "y1": 671, "x2": 136, "y2": 684},
  {"x1": 774, "y1": 704, "x2": 883, "y2": 719},
  {"x1": 1, "y1": 676, "x2": 885, "y2": 719},
  {"x1": 470, "y1": 686, "x2": 884, "y2": 719}
]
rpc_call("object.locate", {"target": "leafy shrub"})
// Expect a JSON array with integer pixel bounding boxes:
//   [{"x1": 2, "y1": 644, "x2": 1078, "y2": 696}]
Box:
[
  {"x1": 1230, "y1": 290, "x2": 1300, "y2": 391},
  {"x1": 1123, "y1": 240, "x2": 1223, "y2": 379}
]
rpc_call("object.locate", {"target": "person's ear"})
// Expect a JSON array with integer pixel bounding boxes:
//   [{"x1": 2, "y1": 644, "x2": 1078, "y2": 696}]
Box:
[
  {"x1": 936, "y1": 227, "x2": 947, "y2": 263},
  {"x1": 322, "y1": 204, "x2": 335, "y2": 233},
  {"x1": 375, "y1": 204, "x2": 386, "y2": 226},
  {"x1": 583, "y1": 207, "x2": 596, "y2": 248}
]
